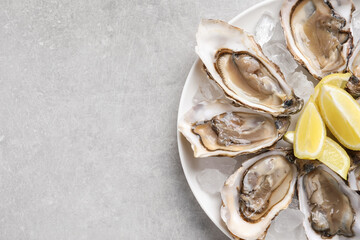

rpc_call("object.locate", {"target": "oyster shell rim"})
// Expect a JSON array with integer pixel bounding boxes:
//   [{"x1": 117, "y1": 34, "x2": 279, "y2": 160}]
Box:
[
  {"x1": 280, "y1": 0, "x2": 355, "y2": 80},
  {"x1": 196, "y1": 18, "x2": 304, "y2": 116},
  {"x1": 178, "y1": 99, "x2": 291, "y2": 158},
  {"x1": 220, "y1": 150, "x2": 298, "y2": 240}
]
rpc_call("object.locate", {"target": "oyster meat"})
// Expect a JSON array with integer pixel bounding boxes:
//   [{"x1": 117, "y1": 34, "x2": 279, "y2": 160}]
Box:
[
  {"x1": 196, "y1": 19, "x2": 303, "y2": 116},
  {"x1": 281, "y1": 0, "x2": 355, "y2": 80},
  {"x1": 348, "y1": 164, "x2": 360, "y2": 191},
  {"x1": 221, "y1": 150, "x2": 297, "y2": 240},
  {"x1": 347, "y1": 42, "x2": 360, "y2": 98},
  {"x1": 298, "y1": 164, "x2": 360, "y2": 239},
  {"x1": 348, "y1": 151, "x2": 360, "y2": 191},
  {"x1": 348, "y1": 42, "x2": 360, "y2": 78},
  {"x1": 178, "y1": 100, "x2": 290, "y2": 158}
]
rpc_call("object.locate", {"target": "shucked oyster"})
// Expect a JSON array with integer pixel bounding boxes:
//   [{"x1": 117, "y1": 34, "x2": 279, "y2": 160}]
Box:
[
  {"x1": 347, "y1": 42, "x2": 360, "y2": 98},
  {"x1": 298, "y1": 164, "x2": 360, "y2": 239},
  {"x1": 347, "y1": 151, "x2": 360, "y2": 191},
  {"x1": 178, "y1": 100, "x2": 290, "y2": 158},
  {"x1": 348, "y1": 42, "x2": 360, "y2": 79},
  {"x1": 281, "y1": 0, "x2": 355, "y2": 80},
  {"x1": 196, "y1": 19, "x2": 303, "y2": 116},
  {"x1": 221, "y1": 150, "x2": 297, "y2": 240}
]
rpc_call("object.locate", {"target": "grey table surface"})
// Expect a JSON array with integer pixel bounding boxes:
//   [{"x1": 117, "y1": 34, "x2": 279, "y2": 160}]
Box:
[{"x1": 0, "y1": 0, "x2": 264, "y2": 239}]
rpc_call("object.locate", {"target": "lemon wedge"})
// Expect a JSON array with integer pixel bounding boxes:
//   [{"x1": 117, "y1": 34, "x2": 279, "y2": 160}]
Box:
[
  {"x1": 283, "y1": 131, "x2": 350, "y2": 179},
  {"x1": 318, "y1": 84, "x2": 360, "y2": 150},
  {"x1": 313, "y1": 72, "x2": 351, "y2": 100},
  {"x1": 283, "y1": 131, "x2": 295, "y2": 144},
  {"x1": 318, "y1": 137, "x2": 350, "y2": 180},
  {"x1": 294, "y1": 97, "x2": 326, "y2": 159}
]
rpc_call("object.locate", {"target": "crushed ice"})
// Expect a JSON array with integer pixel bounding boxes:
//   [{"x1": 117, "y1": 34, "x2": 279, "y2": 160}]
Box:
[
  {"x1": 255, "y1": 12, "x2": 276, "y2": 46},
  {"x1": 266, "y1": 208, "x2": 306, "y2": 240},
  {"x1": 287, "y1": 71, "x2": 314, "y2": 102},
  {"x1": 192, "y1": 76, "x2": 224, "y2": 104},
  {"x1": 196, "y1": 169, "x2": 228, "y2": 195},
  {"x1": 196, "y1": 157, "x2": 236, "y2": 194}
]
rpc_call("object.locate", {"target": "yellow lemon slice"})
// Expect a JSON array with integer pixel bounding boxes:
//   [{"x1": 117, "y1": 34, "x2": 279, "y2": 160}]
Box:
[
  {"x1": 294, "y1": 97, "x2": 326, "y2": 159},
  {"x1": 283, "y1": 131, "x2": 295, "y2": 144},
  {"x1": 283, "y1": 131, "x2": 350, "y2": 179},
  {"x1": 313, "y1": 72, "x2": 351, "y2": 100},
  {"x1": 318, "y1": 84, "x2": 360, "y2": 150},
  {"x1": 318, "y1": 137, "x2": 350, "y2": 180}
]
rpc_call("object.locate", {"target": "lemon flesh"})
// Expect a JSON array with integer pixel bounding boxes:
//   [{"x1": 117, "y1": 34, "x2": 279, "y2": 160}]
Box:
[
  {"x1": 283, "y1": 131, "x2": 350, "y2": 179},
  {"x1": 318, "y1": 137, "x2": 350, "y2": 180},
  {"x1": 313, "y1": 72, "x2": 351, "y2": 100},
  {"x1": 283, "y1": 131, "x2": 294, "y2": 144},
  {"x1": 318, "y1": 84, "x2": 360, "y2": 150},
  {"x1": 294, "y1": 97, "x2": 326, "y2": 159}
]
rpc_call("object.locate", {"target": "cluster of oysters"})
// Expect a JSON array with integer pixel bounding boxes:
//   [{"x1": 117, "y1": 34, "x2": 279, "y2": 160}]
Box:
[{"x1": 178, "y1": 0, "x2": 360, "y2": 239}]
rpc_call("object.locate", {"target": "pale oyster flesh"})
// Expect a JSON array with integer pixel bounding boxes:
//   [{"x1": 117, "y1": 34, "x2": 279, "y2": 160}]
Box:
[
  {"x1": 349, "y1": 42, "x2": 360, "y2": 78},
  {"x1": 347, "y1": 42, "x2": 360, "y2": 98},
  {"x1": 178, "y1": 100, "x2": 290, "y2": 158},
  {"x1": 299, "y1": 164, "x2": 360, "y2": 240},
  {"x1": 347, "y1": 151, "x2": 360, "y2": 191},
  {"x1": 193, "y1": 111, "x2": 288, "y2": 152},
  {"x1": 221, "y1": 150, "x2": 297, "y2": 240},
  {"x1": 239, "y1": 155, "x2": 294, "y2": 222},
  {"x1": 281, "y1": 0, "x2": 354, "y2": 79},
  {"x1": 216, "y1": 51, "x2": 288, "y2": 108},
  {"x1": 348, "y1": 164, "x2": 360, "y2": 190},
  {"x1": 196, "y1": 19, "x2": 303, "y2": 116},
  {"x1": 304, "y1": 168, "x2": 354, "y2": 237}
]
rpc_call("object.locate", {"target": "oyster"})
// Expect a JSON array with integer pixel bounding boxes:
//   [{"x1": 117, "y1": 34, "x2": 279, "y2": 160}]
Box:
[
  {"x1": 178, "y1": 100, "x2": 290, "y2": 158},
  {"x1": 298, "y1": 164, "x2": 360, "y2": 239},
  {"x1": 348, "y1": 164, "x2": 360, "y2": 191},
  {"x1": 220, "y1": 150, "x2": 297, "y2": 240},
  {"x1": 281, "y1": 0, "x2": 355, "y2": 80},
  {"x1": 196, "y1": 19, "x2": 303, "y2": 116},
  {"x1": 348, "y1": 42, "x2": 360, "y2": 79},
  {"x1": 347, "y1": 42, "x2": 360, "y2": 98},
  {"x1": 348, "y1": 151, "x2": 360, "y2": 191}
]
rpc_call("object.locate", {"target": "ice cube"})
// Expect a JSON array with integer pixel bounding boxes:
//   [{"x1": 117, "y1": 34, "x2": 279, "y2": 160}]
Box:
[
  {"x1": 352, "y1": 10, "x2": 360, "y2": 45},
  {"x1": 255, "y1": 12, "x2": 276, "y2": 46},
  {"x1": 269, "y1": 22, "x2": 286, "y2": 44},
  {"x1": 197, "y1": 157, "x2": 237, "y2": 175},
  {"x1": 196, "y1": 169, "x2": 228, "y2": 195},
  {"x1": 274, "y1": 209, "x2": 304, "y2": 232},
  {"x1": 263, "y1": 42, "x2": 298, "y2": 77},
  {"x1": 192, "y1": 77, "x2": 224, "y2": 104},
  {"x1": 287, "y1": 71, "x2": 314, "y2": 102},
  {"x1": 294, "y1": 224, "x2": 307, "y2": 240},
  {"x1": 266, "y1": 226, "x2": 298, "y2": 240},
  {"x1": 266, "y1": 209, "x2": 306, "y2": 240}
]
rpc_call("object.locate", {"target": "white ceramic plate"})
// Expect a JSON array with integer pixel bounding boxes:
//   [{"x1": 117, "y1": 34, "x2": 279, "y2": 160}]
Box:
[{"x1": 177, "y1": 0, "x2": 360, "y2": 239}]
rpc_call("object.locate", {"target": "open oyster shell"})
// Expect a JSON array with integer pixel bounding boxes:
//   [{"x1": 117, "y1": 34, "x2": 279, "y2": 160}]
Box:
[
  {"x1": 346, "y1": 42, "x2": 360, "y2": 98},
  {"x1": 220, "y1": 150, "x2": 297, "y2": 240},
  {"x1": 347, "y1": 151, "x2": 360, "y2": 191},
  {"x1": 298, "y1": 164, "x2": 360, "y2": 239},
  {"x1": 178, "y1": 100, "x2": 290, "y2": 158},
  {"x1": 281, "y1": 0, "x2": 355, "y2": 80},
  {"x1": 196, "y1": 19, "x2": 303, "y2": 116},
  {"x1": 348, "y1": 41, "x2": 360, "y2": 78}
]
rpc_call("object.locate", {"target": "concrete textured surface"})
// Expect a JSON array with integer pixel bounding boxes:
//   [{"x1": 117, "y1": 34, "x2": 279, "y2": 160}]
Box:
[{"x1": 0, "y1": 0, "x2": 262, "y2": 239}]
